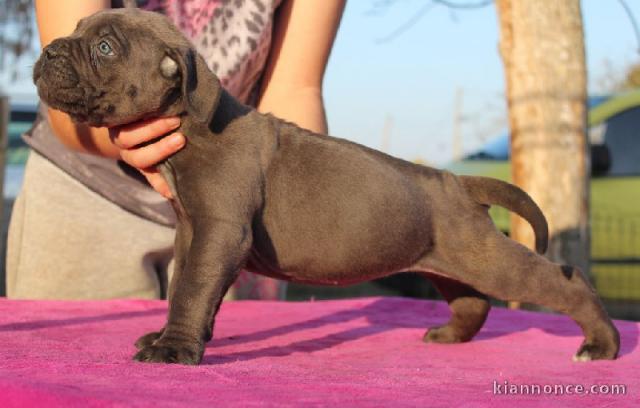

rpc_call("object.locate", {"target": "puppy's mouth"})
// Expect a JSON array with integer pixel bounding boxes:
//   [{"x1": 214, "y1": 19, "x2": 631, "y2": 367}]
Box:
[{"x1": 34, "y1": 51, "x2": 91, "y2": 122}]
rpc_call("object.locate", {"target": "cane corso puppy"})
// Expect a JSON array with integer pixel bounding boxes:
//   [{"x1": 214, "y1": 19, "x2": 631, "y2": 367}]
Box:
[{"x1": 33, "y1": 8, "x2": 619, "y2": 365}]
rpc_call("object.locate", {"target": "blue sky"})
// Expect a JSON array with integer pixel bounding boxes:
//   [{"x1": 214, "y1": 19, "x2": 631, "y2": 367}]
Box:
[
  {"x1": 323, "y1": 0, "x2": 640, "y2": 164},
  {"x1": 2, "y1": 0, "x2": 639, "y2": 165}
]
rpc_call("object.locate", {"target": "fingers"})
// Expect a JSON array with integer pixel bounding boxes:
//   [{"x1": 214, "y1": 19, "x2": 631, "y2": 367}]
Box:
[
  {"x1": 108, "y1": 116, "x2": 184, "y2": 199},
  {"x1": 110, "y1": 117, "x2": 181, "y2": 149},
  {"x1": 140, "y1": 168, "x2": 173, "y2": 199},
  {"x1": 119, "y1": 132, "x2": 185, "y2": 169}
]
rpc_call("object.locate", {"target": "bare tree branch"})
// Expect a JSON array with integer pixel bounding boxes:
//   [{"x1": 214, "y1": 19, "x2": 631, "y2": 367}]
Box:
[
  {"x1": 432, "y1": 0, "x2": 493, "y2": 9},
  {"x1": 375, "y1": 2, "x2": 437, "y2": 44},
  {"x1": 374, "y1": 0, "x2": 494, "y2": 44},
  {"x1": 0, "y1": 0, "x2": 35, "y2": 81},
  {"x1": 617, "y1": 0, "x2": 640, "y2": 55}
]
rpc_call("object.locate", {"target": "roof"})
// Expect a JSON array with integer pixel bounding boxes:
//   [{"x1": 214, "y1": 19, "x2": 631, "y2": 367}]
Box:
[
  {"x1": 466, "y1": 91, "x2": 640, "y2": 160},
  {"x1": 589, "y1": 89, "x2": 640, "y2": 126}
]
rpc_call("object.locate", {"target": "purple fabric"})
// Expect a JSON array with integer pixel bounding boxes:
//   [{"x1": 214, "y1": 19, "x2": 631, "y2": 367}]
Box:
[{"x1": 0, "y1": 297, "x2": 637, "y2": 407}]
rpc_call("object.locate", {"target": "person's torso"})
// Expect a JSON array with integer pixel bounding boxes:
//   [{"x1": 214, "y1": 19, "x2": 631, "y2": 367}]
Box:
[
  {"x1": 25, "y1": 0, "x2": 283, "y2": 226},
  {"x1": 140, "y1": 0, "x2": 282, "y2": 104}
]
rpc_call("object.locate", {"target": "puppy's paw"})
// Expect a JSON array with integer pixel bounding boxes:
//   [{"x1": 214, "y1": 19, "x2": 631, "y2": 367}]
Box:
[
  {"x1": 134, "y1": 329, "x2": 164, "y2": 350},
  {"x1": 133, "y1": 340, "x2": 203, "y2": 365},
  {"x1": 573, "y1": 324, "x2": 620, "y2": 362},
  {"x1": 573, "y1": 341, "x2": 618, "y2": 362},
  {"x1": 423, "y1": 325, "x2": 468, "y2": 344}
]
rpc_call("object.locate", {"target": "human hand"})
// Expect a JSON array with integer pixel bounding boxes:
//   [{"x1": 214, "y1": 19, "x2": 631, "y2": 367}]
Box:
[{"x1": 109, "y1": 117, "x2": 185, "y2": 199}]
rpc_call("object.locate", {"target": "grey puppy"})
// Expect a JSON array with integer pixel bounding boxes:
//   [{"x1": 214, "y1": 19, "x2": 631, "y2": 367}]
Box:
[{"x1": 33, "y1": 8, "x2": 619, "y2": 365}]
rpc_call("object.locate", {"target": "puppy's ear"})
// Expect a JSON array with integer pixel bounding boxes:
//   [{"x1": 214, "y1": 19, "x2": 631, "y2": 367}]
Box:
[
  {"x1": 122, "y1": 0, "x2": 138, "y2": 8},
  {"x1": 160, "y1": 55, "x2": 179, "y2": 78},
  {"x1": 163, "y1": 47, "x2": 222, "y2": 124}
]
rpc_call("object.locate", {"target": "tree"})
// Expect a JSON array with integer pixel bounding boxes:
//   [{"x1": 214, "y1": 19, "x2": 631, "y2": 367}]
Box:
[
  {"x1": 496, "y1": 1, "x2": 590, "y2": 278},
  {"x1": 0, "y1": 0, "x2": 35, "y2": 82},
  {"x1": 619, "y1": 63, "x2": 640, "y2": 90}
]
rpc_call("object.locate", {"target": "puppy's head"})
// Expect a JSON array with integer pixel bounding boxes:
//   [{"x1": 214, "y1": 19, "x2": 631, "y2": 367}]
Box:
[{"x1": 33, "y1": 9, "x2": 219, "y2": 127}]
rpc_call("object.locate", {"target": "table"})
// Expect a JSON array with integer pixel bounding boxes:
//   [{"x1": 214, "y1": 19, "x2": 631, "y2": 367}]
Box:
[{"x1": 0, "y1": 297, "x2": 637, "y2": 407}]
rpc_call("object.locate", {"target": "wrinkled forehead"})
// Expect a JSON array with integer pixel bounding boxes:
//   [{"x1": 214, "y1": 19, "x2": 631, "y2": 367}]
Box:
[{"x1": 73, "y1": 9, "x2": 188, "y2": 48}]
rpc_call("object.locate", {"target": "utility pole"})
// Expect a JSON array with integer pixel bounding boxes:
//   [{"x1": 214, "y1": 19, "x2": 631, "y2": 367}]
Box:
[
  {"x1": 381, "y1": 114, "x2": 394, "y2": 153},
  {"x1": 496, "y1": 0, "x2": 590, "y2": 297},
  {"x1": 0, "y1": 95, "x2": 7, "y2": 296},
  {"x1": 452, "y1": 87, "x2": 464, "y2": 161},
  {"x1": 0, "y1": 95, "x2": 7, "y2": 210}
]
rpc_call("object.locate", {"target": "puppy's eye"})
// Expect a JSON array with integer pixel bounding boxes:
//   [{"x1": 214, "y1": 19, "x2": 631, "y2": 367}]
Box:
[{"x1": 98, "y1": 40, "x2": 114, "y2": 56}]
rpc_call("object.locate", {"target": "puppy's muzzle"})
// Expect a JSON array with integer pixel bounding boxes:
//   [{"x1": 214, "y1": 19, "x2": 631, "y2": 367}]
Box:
[
  {"x1": 35, "y1": 40, "x2": 79, "y2": 88},
  {"x1": 34, "y1": 39, "x2": 90, "y2": 120}
]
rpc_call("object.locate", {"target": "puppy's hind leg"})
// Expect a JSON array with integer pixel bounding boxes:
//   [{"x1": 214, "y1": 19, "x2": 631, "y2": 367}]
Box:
[
  {"x1": 424, "y1": 229, "x2": 619, "y2": 361},
  {"x1": 422, "y1": 274, "x2": 490, "y2": 344}
]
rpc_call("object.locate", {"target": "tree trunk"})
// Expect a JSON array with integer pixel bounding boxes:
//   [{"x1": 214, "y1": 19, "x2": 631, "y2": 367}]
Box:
[{"x1": 495, "y1": 1, "x2": 590, "y2": 288}]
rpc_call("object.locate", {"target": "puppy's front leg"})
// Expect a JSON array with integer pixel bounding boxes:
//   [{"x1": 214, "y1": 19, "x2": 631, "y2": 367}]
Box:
[{"x1": 134, "y1": 220, "x2": 251, "y2": 365}]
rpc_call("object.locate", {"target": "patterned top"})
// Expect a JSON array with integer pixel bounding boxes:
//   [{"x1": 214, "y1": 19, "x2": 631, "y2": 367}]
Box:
[
  {"x1": 143, "y1": 0, "x2": 282, "y2": 103},
  {"x1": 25, "y1": 0, "x2": 283, "y2": 226}
]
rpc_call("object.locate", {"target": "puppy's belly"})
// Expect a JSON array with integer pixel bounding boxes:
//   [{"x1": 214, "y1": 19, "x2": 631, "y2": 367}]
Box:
[
  {"x1": 245, "y1": 247, "x2": 415, "y2": 286},
  {"x1": 246, "y1": 132, "x2": 437, "y2": 284},
  {"x1": 247, "y1": 194, "x2": 435, "y2": 285}
]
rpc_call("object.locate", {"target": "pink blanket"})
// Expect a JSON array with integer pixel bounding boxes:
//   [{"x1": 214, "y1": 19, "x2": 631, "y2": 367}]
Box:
[{"x1": 0, "y1": 297, "x2": 637, "y2": 407}]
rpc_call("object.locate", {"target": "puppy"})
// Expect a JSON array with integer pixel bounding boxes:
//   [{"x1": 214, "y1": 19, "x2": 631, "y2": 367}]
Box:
[{"x1": 33, "y1": 8, "x2": 619, "y2": 365}]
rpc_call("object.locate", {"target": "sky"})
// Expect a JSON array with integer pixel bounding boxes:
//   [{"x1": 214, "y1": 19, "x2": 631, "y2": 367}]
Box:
[{"x1": 2, "y1": 0, "x2": 639, "y2": 166}]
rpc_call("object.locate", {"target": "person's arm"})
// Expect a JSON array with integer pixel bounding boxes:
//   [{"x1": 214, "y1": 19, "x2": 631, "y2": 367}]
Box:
[
  {"x1": 257, "y1": 0, "x2": 346, "y2": 134},
  {"x1": 36, "y1": 0, "x2": 117, "y2": 156},
  {"x1": 35, "y1": 0, "x2": 184, "y2": 198}
]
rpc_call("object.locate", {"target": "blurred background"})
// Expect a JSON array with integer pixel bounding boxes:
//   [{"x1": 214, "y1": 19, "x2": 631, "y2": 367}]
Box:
[{"x1": 2, "y1": 0, "x2": 640, "y2": 319}]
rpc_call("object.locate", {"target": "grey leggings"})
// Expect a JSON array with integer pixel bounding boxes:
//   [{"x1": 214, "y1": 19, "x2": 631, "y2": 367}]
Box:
[
  {"x1": 6, "y1": 152, "x2": 175, "y2": 299},
  {"x1": 6, "y1": 152, "x2": 286, "y2": 300}
]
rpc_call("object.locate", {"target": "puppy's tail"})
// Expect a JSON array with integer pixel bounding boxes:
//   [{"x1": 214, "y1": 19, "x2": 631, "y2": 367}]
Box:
[{"x1": 460, "y1": 175, "x2": 548, "y2": 254}]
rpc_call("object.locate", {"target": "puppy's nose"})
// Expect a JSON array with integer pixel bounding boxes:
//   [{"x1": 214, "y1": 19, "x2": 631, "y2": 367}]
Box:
[
  {"x1": 44, "y1": 39, "x2": 69, "y2": 59},
  {"x1": 44, "y1": 48, "x2": 56, "y2": 59}
]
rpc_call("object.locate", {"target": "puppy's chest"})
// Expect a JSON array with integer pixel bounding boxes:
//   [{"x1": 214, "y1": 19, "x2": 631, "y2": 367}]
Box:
[
  {"x1": 160, "y1": 129, "x2": 265, "y2": 208},
  {"x1": 161, "y1": 142, "x2": 215, "y2": 194},
  {"x1": 166, "y1": 128, "x2": 228, "y2": 173}
]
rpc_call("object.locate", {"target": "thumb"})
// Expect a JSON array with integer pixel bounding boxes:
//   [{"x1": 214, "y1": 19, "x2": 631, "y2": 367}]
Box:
[{"x1": 140, "y1": 167, "x2": 173, "y2": 199}]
